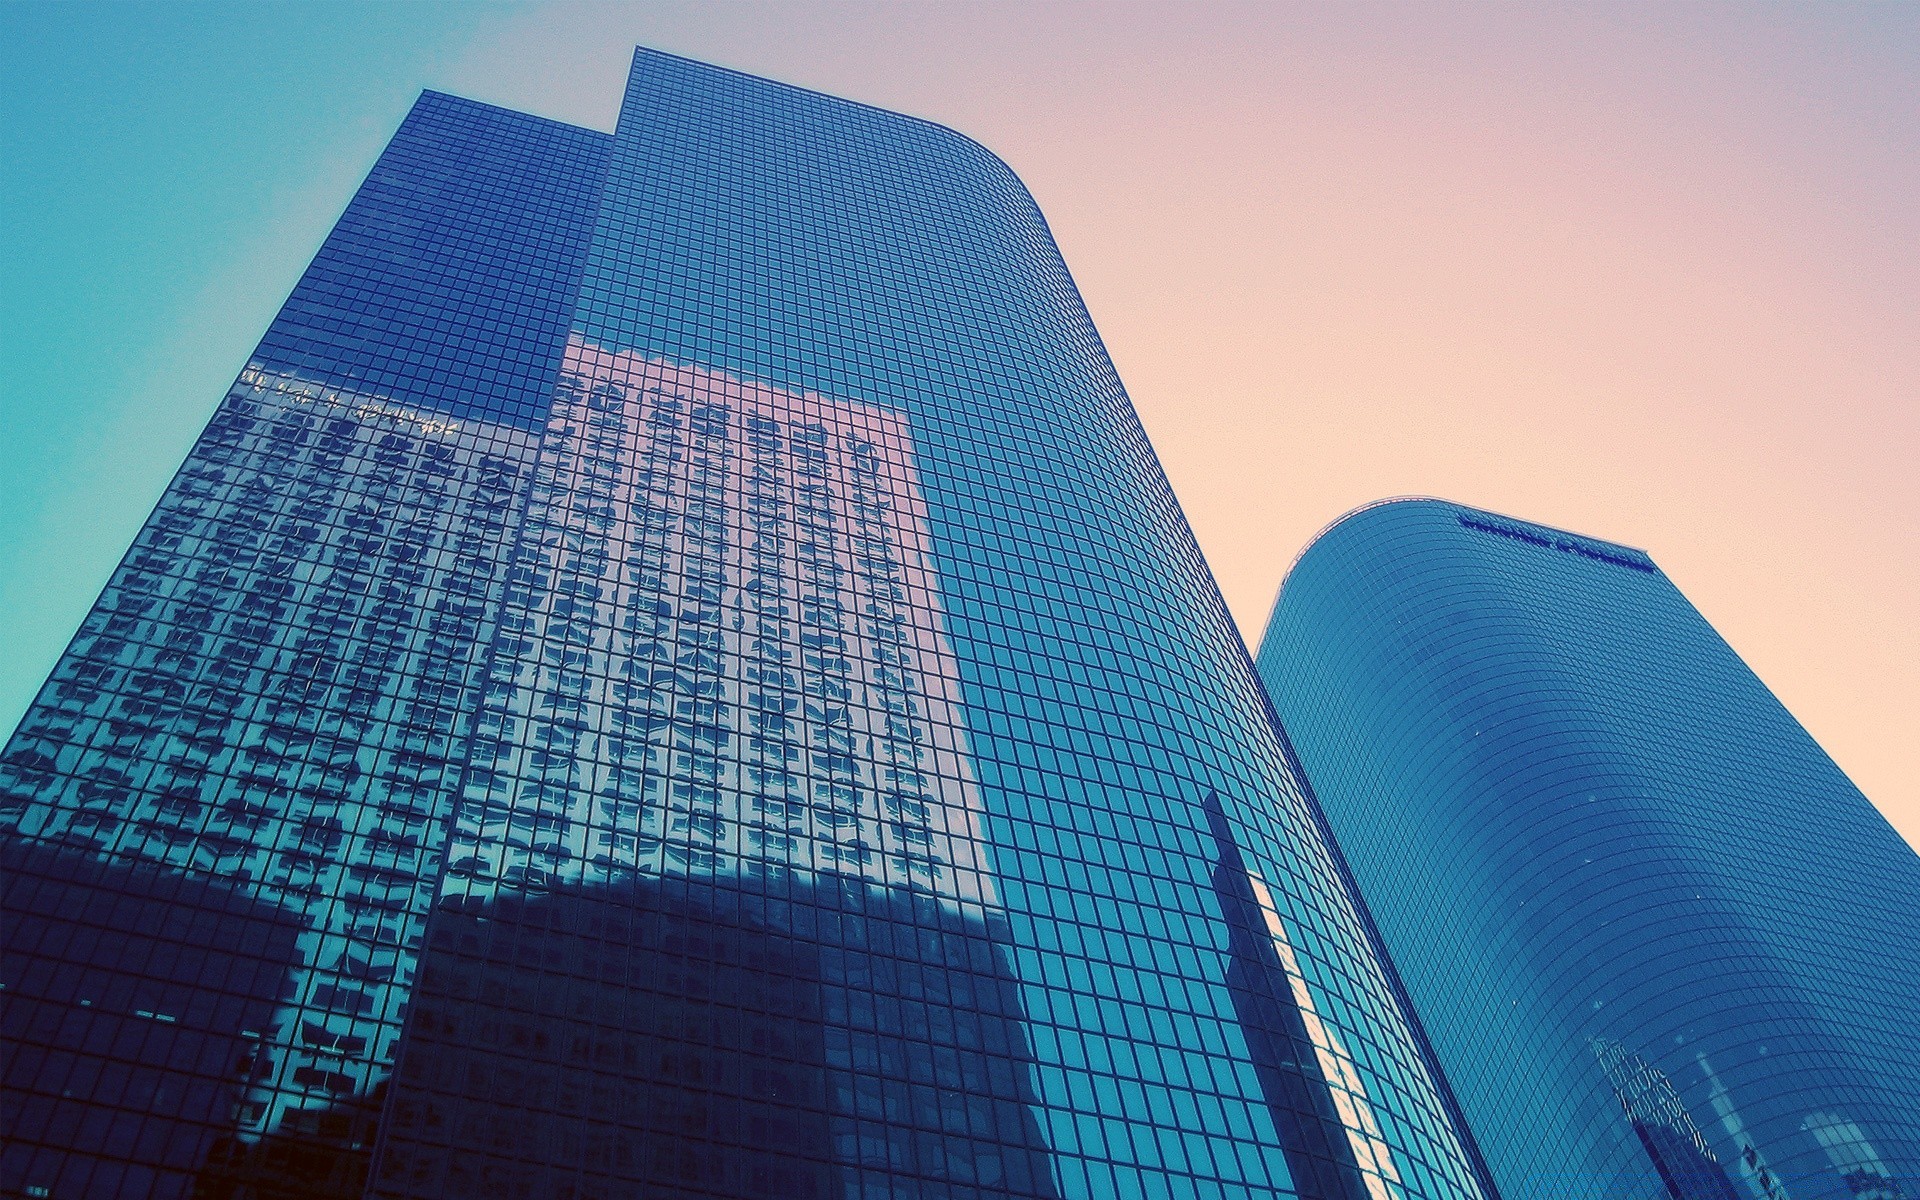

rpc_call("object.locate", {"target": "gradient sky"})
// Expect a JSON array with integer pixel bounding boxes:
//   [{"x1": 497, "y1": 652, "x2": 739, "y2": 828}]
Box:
[{"x1": 3, "y1": 1, "x2": 1915, "y2": 849}]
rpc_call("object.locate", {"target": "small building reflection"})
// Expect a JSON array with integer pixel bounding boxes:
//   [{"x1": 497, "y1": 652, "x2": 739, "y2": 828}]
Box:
[{"x1": 1592, "y1": 1039, "x2": 1741, "y2": 1200}]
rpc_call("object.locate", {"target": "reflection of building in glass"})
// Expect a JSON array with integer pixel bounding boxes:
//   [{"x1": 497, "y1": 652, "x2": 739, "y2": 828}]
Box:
[
  {"x1": 382, "y1": 876, "x2": 1056, "y2": 1198},
  {"x1": 1257, "y1": 498, "x2": 1920, "y2": 1200},
  {"x1": 4, "y1": 365, "x2": 545, "y2": 1150},
  {"x1": 3, "y1": 841, "x2": 306, "y2": 1199},
  {"x1": 199, "y1": 875, "x2": 1061, "y2": 1199},
  {"x1": 1203, "y1": 793, "x2": 1400, "y2": 1200},
  {"x1": 1802, "y1": 1115, "x2": 1908, "y2": 1200},
  {"x1": 1696, "y1": 1054, "x2": 1794, "y2": 1200},
  {"x1": 2, "y1": 54, "x2": 1499, "y2": 1200},
  {"x1": 1593, "y1": 1040, "x2": 1741, "y2": 1200},
  {"x1": 441, "y1": 342, "x2": 993, "y2": 907}
]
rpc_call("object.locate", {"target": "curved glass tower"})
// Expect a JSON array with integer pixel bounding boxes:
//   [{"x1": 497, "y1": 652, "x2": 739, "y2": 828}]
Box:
[
  {"x1": 1256, "y1": 497, "x2": 1920, "y2": 1200},
  {"x1": 1, "y1": 52, "x2": 1493, "y2": 1199}
]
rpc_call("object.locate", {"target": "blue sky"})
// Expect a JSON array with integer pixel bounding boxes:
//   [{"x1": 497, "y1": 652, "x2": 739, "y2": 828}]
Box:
[
  {"x1": 0, "y1": 2, "x2": 655, "y2": 740},
  {"x1": 3, "y1": 3, "x2": 506, "y2": 729},
  {"x1": 4, "y1": 1, "x2": 1916, "y2": 844}
]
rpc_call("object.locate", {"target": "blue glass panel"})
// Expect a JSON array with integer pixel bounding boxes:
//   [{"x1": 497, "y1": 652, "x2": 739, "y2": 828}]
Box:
[
  {"x1": 2, "y1": 51, "x2": 1497, "y2": 1200},
  {"x1": 1258, "y1": 498, "x2": 1920, "y2": 1200},
  {"x1": 252, "y1": 92, "x2": 610, "y2": 430}
]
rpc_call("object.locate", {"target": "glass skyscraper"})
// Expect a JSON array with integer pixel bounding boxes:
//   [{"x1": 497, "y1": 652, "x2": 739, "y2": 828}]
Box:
[
  {"x1": 1256, "y1": 498, "x2": 1920, "y2": 1200},
  {"x1": 1, "y1": 52, "x2": 1495, "y2": 1200}
]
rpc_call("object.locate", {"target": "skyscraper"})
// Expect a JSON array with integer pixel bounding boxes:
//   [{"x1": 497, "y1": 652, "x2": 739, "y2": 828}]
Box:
[
  {"x1": 1, "y1": 52, "x2": 1495, "y2": 1200},
  {"x1": 1255, "y1": 497, "x2": 1920, "y2": 1200}
]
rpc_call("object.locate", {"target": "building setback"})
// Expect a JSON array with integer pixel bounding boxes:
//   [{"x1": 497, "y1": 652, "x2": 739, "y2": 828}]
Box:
[
  {"x1": 1256, "y1": 497, "x2": 1920, "y2": 1200},
  {"x1": 0, "y1": 52, "x2": 1495, "y2": 1200}
]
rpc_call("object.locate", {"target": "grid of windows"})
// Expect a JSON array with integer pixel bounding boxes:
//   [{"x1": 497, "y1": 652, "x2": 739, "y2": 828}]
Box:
[
  {"x1": 252, "y1": 91, "x2": 611, "y2": 431},
  {"x1": 3, "y1": 50, "x2": 1495, "y2": 1199},
  {"x1": 435, "y1": 340, "x2": 995, "y2": 907},
  {"x1": 2, "y1": 91, "x2": 595, "y2": 1200},
  {"x1": 3, "y1": 369, "x2": 540, "y2": 1197},
  {"x1": 1256, "y1": 498, "x2": 1920, "y2": 1200}
]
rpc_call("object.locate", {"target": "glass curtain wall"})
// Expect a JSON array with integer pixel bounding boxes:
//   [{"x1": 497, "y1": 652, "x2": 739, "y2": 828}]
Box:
[
  {"x1": 3, "y1": 52, "x2": 1496, "y2": 1200},
  {"x1": 1256, "y1": 498, "x2": 1920, "y2": 1200}
]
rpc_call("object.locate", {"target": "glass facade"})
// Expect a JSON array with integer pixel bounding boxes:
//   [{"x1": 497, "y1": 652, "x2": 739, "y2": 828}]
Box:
[
  {"x1": 1255, "y1": 498, "x2": 1920, "y2": 1200},
  {"x1": 1, "y1": 51, "x2": 1492, "y2": 1200}
]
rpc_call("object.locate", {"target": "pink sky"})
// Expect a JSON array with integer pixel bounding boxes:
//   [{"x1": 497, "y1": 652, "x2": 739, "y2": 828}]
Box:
[
  {"x1": 433, "y1": 3, "x2": 1916, "y2": 845},
  {"x1": 7, "y1": 3, "x2": 1909, "y2": 848}
]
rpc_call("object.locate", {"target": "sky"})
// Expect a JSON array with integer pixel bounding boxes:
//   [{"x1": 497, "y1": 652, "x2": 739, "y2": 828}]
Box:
[{"x1": 3, "y1": 1, "x2": 1915, "y2": 850}]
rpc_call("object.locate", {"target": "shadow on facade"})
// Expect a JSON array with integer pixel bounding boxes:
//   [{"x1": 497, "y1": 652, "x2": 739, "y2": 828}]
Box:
[
  {"x1": 1, "y1": 838, "x2": 307, "y2": 1200},
  {"x1": 199, "y1": 870, "x2": 1060, "y2": 1200},
  {"x1": 193, "y1": 1086, "x2": 383, "y2": 1200}
]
